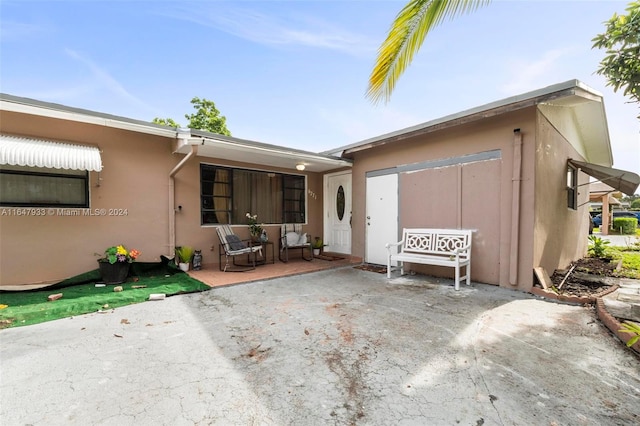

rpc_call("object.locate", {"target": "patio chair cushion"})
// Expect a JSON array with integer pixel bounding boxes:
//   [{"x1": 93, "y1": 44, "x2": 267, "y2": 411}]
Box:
[
  {"x1": 297, "y1": 233, "x2": 308, "y2": 245},
  {"x1": 225, "y1": 234, "x2": 247, "y2": 251},
  {"x1": 285, "y1": 232, "x2": 300, "y2": 247},
  {"x1": 284, "y1": 232, "x2": 308, "y2": 247}
]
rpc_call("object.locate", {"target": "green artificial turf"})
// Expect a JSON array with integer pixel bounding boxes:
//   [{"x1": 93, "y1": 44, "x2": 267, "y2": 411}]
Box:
[{"x1": 0, "y1": 262, "x2": 210, "y2": 329}]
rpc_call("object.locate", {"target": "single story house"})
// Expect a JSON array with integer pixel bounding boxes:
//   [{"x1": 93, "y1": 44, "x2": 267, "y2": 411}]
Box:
[
  {"x1": 0, "y1": 94, "x2": 351, "y2": 287},
  {"x1": 1, "y1": 80, "x2": 638, "y2": 290}
]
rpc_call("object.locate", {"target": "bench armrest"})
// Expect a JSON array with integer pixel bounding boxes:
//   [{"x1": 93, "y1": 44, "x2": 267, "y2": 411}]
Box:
[
  {"x1": 385, "y1": 240, "x2": 403, "y2": 251},
  {"x1": 454, "y1": 244, "x2": 471, "y2": 255}
]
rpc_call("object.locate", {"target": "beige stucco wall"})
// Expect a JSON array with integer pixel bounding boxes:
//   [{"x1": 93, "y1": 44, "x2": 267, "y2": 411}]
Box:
[
  {"x1": 0, "y1": 112, "x2": 325, "y2": 286},
  {"x1": 0, "y1": 111, "x2": 175, "y2": 286},
  {"x1": 533, "y1": 110, "x2": 591, "y2": 276},
  {"x1": 347, "y1": 108, "x2": 538, "y2": 289}
]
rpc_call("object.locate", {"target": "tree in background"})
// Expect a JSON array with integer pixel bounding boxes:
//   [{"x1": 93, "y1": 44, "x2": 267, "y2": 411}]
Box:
[
  {"x1": 592, "y1": 1, "x2": 640, "y2": 119},
  {"x1": 622, "y1": 194, "x2": 640, "y2": 208},
  {"x1": 153, "y1": 97, "x2": 231, "y2": 136},
  {"x1": 152, "y1": 117, "x2": 180, "y2": 128},
  {"x1": 366, "y1": 0, "x2": 491, "y2": 104}
]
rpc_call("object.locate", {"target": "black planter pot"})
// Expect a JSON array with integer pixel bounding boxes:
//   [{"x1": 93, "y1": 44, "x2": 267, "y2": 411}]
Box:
[{"x1": 97, "y1": 260, "x2": 130, "y2": 284}]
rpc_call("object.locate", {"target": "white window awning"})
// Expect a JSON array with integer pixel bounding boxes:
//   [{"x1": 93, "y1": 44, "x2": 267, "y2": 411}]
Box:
[
  {"x1": 570, "y1": 159, "x2": 640, "y2": 196},
  {"x1": 0, "y1": 134, "x2": 102, "y2": 172}
]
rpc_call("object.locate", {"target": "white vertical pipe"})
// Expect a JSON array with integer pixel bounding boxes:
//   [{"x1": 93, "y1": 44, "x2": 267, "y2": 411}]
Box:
[
  {"x1": 457, "y1": 165, "x2": 463, "y2": 229},
  {"x1": 168, "y1": 144, "x2": 198, "y2": 257},
  {"x1": 509, "y1": 129, "x2": 522, "y2": 286}
]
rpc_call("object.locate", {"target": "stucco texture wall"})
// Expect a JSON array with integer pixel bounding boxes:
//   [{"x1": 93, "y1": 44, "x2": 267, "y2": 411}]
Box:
[
  {"x1": 347, "y1": 108, "x2": 538, "y2": 288},
  {"x1": 0, "y1": 112, "x2": 174, "y2": 286},
  {"x1": 534, "y1": 110, "x2": 591, "y2": 277}
]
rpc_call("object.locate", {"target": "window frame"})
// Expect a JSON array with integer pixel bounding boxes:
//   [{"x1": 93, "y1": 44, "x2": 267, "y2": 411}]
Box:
[
  {"x1": 566, "y1": 164, "x2": 578, "y2": 210},
  {"x1": 200, "y1": 163, "x2": 306, "y2": 226},
  {"x1": 0, "y1": 167, "x2": 90, "y2": 208}
]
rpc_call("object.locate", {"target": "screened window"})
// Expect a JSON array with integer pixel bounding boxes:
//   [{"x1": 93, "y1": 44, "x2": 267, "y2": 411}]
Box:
[
  {"x1": 200, "y1": 164, "x2": 305, "y2": 225},
  {"x1": 567, "y1": 164, "x2": 577, "y2": 210},
  {"x1": 0, "y1": 165, "x2": 89, "y2": 207}
]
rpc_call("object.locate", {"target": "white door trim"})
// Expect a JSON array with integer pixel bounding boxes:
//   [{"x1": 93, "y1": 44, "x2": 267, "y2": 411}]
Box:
[{"x1": 323, "y1": 170, "x2": 352, "y2": 254}]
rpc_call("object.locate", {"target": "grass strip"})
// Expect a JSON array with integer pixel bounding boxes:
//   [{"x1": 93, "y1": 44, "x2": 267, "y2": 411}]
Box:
[{"x1": 0, "y1": 262, "x2": 210, "y2": 329}]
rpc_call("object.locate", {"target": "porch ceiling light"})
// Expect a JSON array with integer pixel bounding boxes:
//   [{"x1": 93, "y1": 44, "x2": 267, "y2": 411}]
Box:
[{"x1": 296, "y1": 163, "x2": 306, "y2": 171}]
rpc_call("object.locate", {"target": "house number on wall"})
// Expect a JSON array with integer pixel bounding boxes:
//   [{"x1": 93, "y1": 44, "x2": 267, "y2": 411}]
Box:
[{"x1": 336, "y1": 185, "x2": 345, "y2": 221}]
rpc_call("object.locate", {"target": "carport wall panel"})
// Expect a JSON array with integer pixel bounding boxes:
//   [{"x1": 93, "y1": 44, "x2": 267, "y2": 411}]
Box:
[
  {"x1": 347, "y1": 107, "x2": 538, "y2": 289},
  {"x1": 399, "y1": 158, "x2": 501, "y2": 285}
]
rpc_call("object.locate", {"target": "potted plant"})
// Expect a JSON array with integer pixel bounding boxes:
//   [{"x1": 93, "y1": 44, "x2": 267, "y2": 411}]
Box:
[
  {"x1": 96, "y1": 245, "x2": 140, "y2": 284},
  {"x1": 246, "y1": 212, "x2": 263, "y2": 242},
  {"x1": 312, "y1": 237, "x2": 324, "y2": 256},
  {"x1": 175, "y1": 246, "x2": 195, "y2": 271}
]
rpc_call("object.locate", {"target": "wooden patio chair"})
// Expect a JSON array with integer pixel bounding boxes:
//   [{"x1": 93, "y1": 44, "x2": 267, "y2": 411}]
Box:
[
  {"x1": 216, "y1": 225, "x2": 262, "y2": 272},
  {"x1": 279, "y1": 224, "x2": 313, "y2": 262}
]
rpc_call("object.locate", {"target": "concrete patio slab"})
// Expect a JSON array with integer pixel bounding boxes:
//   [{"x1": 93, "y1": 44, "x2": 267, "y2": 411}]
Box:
[{"x1": 1, "y1": 266, "x2": 639, "y2": 425}]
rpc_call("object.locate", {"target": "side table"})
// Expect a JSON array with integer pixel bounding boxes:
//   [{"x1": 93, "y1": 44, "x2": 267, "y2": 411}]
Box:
[{"x1": 255, "y1": 241, "x2": 274, "y2": 265}]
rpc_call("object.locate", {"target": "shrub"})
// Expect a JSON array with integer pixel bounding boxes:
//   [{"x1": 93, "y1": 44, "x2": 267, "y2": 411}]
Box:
[
  {"x1": 588, "y1": 235, "x2": 611, "y2": 258},
  {"x1": 612, "y1": 217, "x2": 638, "y2": 235}
]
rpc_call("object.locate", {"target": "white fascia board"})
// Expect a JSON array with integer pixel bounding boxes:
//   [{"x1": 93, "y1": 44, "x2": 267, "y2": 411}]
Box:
[
  {"x1": 177, "y1": 136, "x2": 352, "y2": 171},
  {"x1": 0, "y1": 98, "x2": 177, "y2": 139}
]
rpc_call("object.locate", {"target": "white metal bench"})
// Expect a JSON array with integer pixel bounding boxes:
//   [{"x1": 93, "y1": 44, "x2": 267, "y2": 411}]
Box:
[{"x1": 386, "y1": 228, "x2": 473, "y2": 290}]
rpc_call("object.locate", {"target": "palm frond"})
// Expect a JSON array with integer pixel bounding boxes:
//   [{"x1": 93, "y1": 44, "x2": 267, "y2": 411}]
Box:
[{"x1": 367, "y1": 0, "x2": 491, "y2": 104}]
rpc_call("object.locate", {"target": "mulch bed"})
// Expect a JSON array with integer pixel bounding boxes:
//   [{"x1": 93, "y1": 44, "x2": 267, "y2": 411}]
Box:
[{"x1": 548, "y1": 257, "x2": 621, "y2": 299}]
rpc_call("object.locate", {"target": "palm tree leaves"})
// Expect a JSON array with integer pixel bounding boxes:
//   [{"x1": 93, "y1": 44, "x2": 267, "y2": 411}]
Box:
[{"x1": 367, "y1": 0, "x2": 491, "y2": 104}]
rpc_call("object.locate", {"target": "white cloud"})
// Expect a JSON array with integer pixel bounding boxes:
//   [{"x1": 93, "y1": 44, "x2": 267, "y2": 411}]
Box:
[
  {"x1": 165, "y1": 6, "x2": 376, "y2": 57},
  {"x1": 499, "y1": 48, "x2": 576, "y2": 95},
  {"x1": 0, "y1": 20, "x2": 45, "y2": 42},
  {"x1": 63, "y1": 49, "x2": 155, "y2": 113}
]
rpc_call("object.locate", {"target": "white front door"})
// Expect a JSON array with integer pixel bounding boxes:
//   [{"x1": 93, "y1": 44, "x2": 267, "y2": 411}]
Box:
[
  {"x1": 324, "y1": 171, "x2": 352, "y2": 254},
  {"x1": 366, "y1": 173, "x2": 398, "y2": 265}
]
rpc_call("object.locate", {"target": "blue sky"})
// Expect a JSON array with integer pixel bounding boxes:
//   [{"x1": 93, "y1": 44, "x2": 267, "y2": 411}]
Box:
[{"x1": 1, "y1": 0, "x2": 638, "y2": 176}]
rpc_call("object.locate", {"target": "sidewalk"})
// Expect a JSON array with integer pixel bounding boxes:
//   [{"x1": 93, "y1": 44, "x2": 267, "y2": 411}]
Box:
[{"x1": 593, "y1": 232, "x2": 639, "y2": 247}]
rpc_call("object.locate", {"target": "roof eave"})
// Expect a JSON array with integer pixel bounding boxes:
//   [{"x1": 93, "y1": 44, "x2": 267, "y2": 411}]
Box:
[
  {"x1": 0, "y1": 93, "x2": 177, "y2": 138},
  {"x1": 328, "y1": 80, "x2": 606, "y2": 158},
  {"x1": 177, "y1": 131, "x2": 352, "y2": 173}
]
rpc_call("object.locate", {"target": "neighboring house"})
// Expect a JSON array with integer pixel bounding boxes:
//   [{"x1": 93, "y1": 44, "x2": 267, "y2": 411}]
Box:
[
  {"x1": 0, "y1": 94, "x2": 351, "y2": 286},
  {"x1": 1, "y1": 80, "x2": 638, "y2": 291},
  {"x1": 325, "y1": 80, "x2": 639, "y2": 291},
  {"x1": 589, "y1": 182, "x2": 622, "y2": 232}
]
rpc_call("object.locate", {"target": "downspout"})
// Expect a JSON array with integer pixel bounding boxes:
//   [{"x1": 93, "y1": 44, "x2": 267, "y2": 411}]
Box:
[
  {"x1": 509, "y1": 129, "x2": 522, "y2": 286},
  {"x1": 169, "y1": 143, "x2": 198, "y2": 257}
]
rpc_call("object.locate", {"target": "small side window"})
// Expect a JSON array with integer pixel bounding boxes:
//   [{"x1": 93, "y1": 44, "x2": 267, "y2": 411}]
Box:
[{"x1": 567, "y1": 165, "x2": 577, "y2": 210}]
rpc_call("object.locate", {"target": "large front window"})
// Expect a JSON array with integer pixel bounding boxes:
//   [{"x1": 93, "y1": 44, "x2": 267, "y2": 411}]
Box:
[
  {"x1": 0, "y1": 165, "x2": 89, "y2": 207},
  {"x1": 200, "y1": 164, "x2": 305, "y2": 225}
]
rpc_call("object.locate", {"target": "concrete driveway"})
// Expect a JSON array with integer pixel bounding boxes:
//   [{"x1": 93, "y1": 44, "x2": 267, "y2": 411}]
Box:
[{"x1": 2, "y1": 267, "x2": 639, "y2": 425}]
